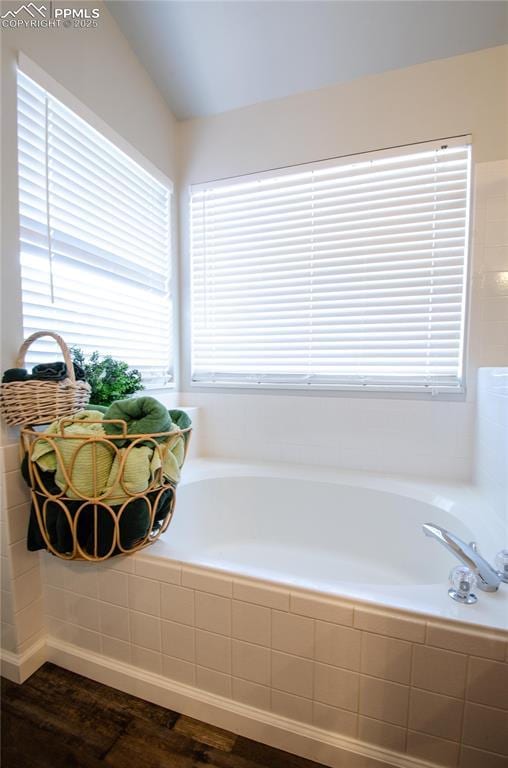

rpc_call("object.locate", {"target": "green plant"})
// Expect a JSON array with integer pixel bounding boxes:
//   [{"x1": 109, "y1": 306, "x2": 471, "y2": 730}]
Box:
[{"x1": 70, "y1": 348, "x2": 143, "y2": 407}]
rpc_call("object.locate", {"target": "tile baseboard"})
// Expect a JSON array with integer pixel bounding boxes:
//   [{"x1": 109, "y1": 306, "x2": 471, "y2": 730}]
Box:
[{"x1": 0, "y1": 636, "x2": 47, "y2": 683}]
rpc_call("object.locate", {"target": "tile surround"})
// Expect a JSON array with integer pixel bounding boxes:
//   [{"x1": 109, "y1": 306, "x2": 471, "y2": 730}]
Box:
[
  {"x1": 426, "y1": 622, "x2": 506, "y2": 661},
  {"x1": 101, "y1": 636, "x2": 131, "y2": 664},
  {"x1": 195, "y1": 591, "x2": 231, "y2": 635},
  {"x1": 315, "y1": 621, "x2": 361, "y2": 671},
  {"x1": 196, "y1": 629, "x2": 231, "y2": 673},
  {"x1": 271, "y1": 689, "x2": 313, "y2": 724},
  {"x1": 162, "y1": 654, "x2": 195, "y2": 686},
  {"x1": 360, "y1": 632, "x2": 412, "y2": 685},
  {"x1": 354, "y1": 607, "x2": 426, "y2": 643},
  {"x1": 99, "y1": 602, "x2": 129, "y2": 641},
  {"x1": 161, "y1": 583, "x2": 195, "y2": 625},
  {"x1": 128, "y1": 575, "x2": 161, "y2": 616},
  {"x1": 232, "y1": 677, "x2": 271, "y2": 710},
  {"x1": 411, "y1": 644, "x2": 468, "y2": 699},
  {"x1": 232, "y1": 599, "x2": 271, "y2": 646},
  {"x1": 466, "y1": 656, "x2": 508, "y2": 710},
  {"x1": 462, "y1": 702, "x2": 508, "y2": 756},
  {"x1": 2, "y1": 549, "x2": 506, "y2": 768},
  {"x1": 232, "y1": 639, "x2": 271, "y2": 685},
  {"x1": 196, "y1": 665, "x2": 232, "y2": 698},
  {"x1": 358, "y1": 715, "x2": 406, "y2": 752},
  {"x1": 162, "y1": 619, "x2": 195, "y2": 662},
  {"x1": 234, "y1": 579, "x2": 290, "y2": 611},
  {"x1": 97, "y1": 569, "x2": 128, "y2": 607},
  {"x1": 182, "y1": 566, "x2": 232, "y2": 597},
  {"x1": 129, "y1": 610, "x2": 161, "y2": 651},
  {"x1": 459, "y1": 745, "x2": 508, "y2": 768},
  {"x1": 312, "y1": 701, "x2": 357, "y2": 737},
  {"x1": 134, "y1": 555, "x2": 181, "y2": 585},
  {"x1": 408, "y1": 688, "x2": 463, "y2": 742},
  {"x1": 314, "y1": 662, "x2": 359, "y2": 711},
  {"x1": 272, "y1": 650, "x2": 314, "y2": 699},
  {"x1": 272, "y1": 610, "x2": 314, "y2": 658},
  {"x1": 0, "y1": 456, "x2": 45, "y2": 655},
  {"x1": 406, "y1": 731, "x2": 460, "y2": 768},
  {"x1": 475, "y1": 367, "x2": 508, "y2": 547},
  {"x1": 290, "y1": 593, "x2": 353, "y2": 625},
  {"x1": 131, "y1": 644, "x2": 162, "y2": 675},
  {"x1": 359, "y1": 675, "x2": 409, "y2": 727}
]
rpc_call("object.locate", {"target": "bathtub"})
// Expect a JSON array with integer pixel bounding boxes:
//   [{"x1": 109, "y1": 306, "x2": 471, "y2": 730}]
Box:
[
  {"x1": 39, "y1": 458, "x2": 507, "y2": 768},
  {"x1": 156, "y1": 458, "x2": 508, "y2": 631}
]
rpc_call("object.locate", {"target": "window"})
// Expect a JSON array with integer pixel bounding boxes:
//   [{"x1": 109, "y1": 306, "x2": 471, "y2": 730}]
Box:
[
  {"x1": 190, "y1": 139, "x2": 471, "y2": 393},
  {"x1": 17, "y1": 71, "x2": 173, "y2": 387}
]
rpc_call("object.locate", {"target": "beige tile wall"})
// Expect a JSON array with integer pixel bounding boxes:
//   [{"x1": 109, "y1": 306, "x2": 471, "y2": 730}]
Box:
[{"x1": 40, "y1": 554, "x2": 508, "y2": 768}]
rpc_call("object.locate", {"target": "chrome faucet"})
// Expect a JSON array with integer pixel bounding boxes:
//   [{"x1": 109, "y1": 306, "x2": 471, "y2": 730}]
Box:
[{"x1": 422, "y1": 523, "x2": 507, "y2": 592}]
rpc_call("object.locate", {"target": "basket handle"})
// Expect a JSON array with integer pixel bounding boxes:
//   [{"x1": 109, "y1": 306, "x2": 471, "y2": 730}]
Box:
[{"x1": 15, "y1": 331, "x2": 76, "y2": 383}]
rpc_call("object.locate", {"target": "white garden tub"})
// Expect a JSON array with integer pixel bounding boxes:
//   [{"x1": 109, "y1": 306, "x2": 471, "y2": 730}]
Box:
[{"x1": 155, "y1": 459, "x2": 508, "y2": 631}]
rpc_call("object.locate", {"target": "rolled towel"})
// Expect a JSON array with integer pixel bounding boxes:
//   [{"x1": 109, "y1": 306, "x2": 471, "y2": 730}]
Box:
[
  {"x1": 169, "y1": 409, "x2": 191, "y2": 432},
  {"x1": 31, "y1": 362, "x2": 67, "y2": 381},
  {"x1": 31, "y1": 361, "x2": 87, "y2": 382},
  {"x1": 103, "y1": 397, "x2": 172, "y2": 443},
  {"x1": 2, "y1": 368, "x2": 30, "y2": 383}
]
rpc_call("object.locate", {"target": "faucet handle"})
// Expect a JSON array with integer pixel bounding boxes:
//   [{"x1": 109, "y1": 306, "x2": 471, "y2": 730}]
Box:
[
  {"x1": 469, "y1": 541, "x2": 479, "y2": 553},
  {"x1": 494, "y1": 550, "x2": 508, "y2": 583},
  {"x1": 449, "y1": 565, "x2": 478, "y2": 604}
]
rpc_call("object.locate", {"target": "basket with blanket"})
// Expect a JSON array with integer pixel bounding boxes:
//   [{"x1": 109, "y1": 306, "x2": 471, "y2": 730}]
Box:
[
  {"x1": 0, "y1": 331, "x2": 91, "y2": 426},
  {"x1": 20, "y1": 397, "x2": 192, "y2": 561}
]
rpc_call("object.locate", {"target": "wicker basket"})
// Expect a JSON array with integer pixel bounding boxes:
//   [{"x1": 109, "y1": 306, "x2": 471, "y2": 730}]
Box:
[
  {"x1": 0, "y1": 331, "x2": 91, "y2": 426},
  {"x1": 21, "y1": 419, "x2": 192, "y2": 561}
]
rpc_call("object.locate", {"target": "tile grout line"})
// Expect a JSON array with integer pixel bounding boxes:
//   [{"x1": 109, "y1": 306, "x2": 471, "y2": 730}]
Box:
[{"x1": 404, "y1": 640, "x2": 415, "y2": 755}]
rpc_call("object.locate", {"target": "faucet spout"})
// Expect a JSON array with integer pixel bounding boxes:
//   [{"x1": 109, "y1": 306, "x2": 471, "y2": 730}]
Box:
[{"x1": 422, "y1": 523, "x2": 501, "y2": 592}]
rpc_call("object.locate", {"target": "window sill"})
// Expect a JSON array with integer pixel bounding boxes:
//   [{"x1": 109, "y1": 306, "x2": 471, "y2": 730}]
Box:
[{"x1": 189, "y1": 379, "x2": 466, "y2": 401}]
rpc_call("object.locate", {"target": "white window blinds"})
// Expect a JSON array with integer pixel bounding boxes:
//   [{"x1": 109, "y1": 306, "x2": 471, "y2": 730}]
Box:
[
  {"x1": 191, "y1": 139, "x2": 471, "y2": 392},
  {"x1": 17, "y1": 71, "x2": 173, "y2": 387}
]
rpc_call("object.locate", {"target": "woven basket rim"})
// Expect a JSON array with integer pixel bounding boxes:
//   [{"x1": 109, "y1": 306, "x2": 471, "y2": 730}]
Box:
[
  {"x1": 1, "y1": 379, "x2": 90, "y2": 388},
  {"x1": 21, "y1": 424, "x2": 192, "y2": 440}
]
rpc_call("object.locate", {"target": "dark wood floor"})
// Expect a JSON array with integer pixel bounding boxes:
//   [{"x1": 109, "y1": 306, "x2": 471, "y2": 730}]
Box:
[{"x1": 1, "y1": 664, "x2": 326, "y2": 768}]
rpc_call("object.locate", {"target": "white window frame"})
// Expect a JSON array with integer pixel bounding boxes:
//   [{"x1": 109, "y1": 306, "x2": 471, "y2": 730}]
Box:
[
  {"x1": 189, "y1": 137, "x2": 472, "y2": 396},
  {"x1": 16, "y1": 53, "x2": 177, "y2": 390}
]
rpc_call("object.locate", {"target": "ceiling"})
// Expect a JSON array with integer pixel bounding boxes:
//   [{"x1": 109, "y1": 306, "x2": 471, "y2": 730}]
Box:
[{"x1": 106, "y1": 1, "x2": 508, "y2": 120}]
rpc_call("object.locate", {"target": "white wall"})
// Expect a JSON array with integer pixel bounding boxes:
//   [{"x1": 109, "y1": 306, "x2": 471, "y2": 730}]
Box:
[
  {"x1": 0, "y1": 0, "x2": 178, "y2": 661},
  {"x1": 178, "y1": 46, "x2": 508, "y2": 481}
]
